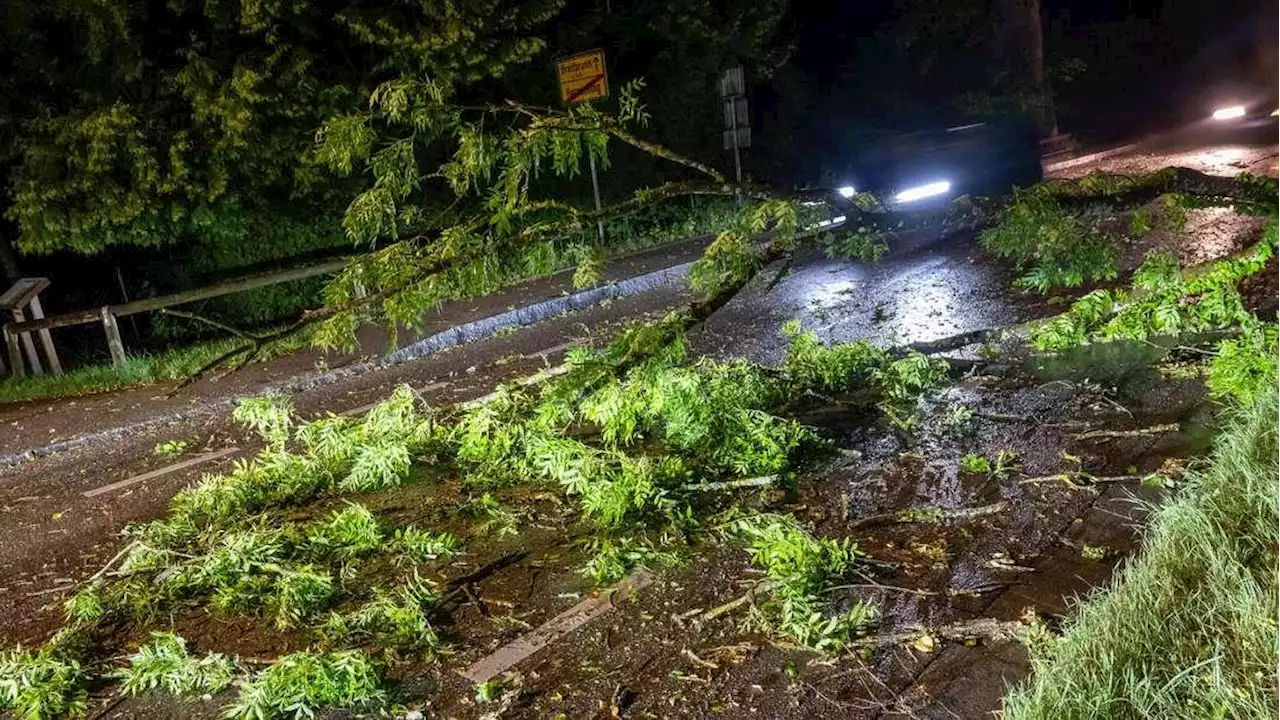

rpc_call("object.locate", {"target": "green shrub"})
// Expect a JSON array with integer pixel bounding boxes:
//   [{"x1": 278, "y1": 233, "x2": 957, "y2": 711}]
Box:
[{"x1": 980, "y1": 185, "x2": 1118, "y2": 291}]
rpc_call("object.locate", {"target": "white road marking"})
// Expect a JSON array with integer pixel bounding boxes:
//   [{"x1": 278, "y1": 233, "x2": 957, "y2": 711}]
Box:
[
  {"x1": 459, "y1": 568, "x2": 653, "y2": 683},
  {"x1": 82, "y1": 447, "x2": 240, "y2": 498}
]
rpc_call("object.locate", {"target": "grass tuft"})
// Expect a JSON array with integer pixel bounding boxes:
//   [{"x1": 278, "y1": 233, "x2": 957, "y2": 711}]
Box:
[
  {"x1": 1004, "y1": 382, "x2": 1278, "y2": 718},
  {"x1": 0, "y1": 338, "x2": 244, "y2": 406}
]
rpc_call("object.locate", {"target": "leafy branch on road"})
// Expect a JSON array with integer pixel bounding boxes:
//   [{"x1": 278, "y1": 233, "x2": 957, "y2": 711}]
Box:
[{"x1": 0, "y1": 314, "x2": 956, "y2": 717}]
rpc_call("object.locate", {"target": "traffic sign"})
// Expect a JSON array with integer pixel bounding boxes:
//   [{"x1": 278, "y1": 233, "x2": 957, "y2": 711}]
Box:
[
  {"x1": 719, "y1": 67, "x2": 745, "y2": 98},
  {"x1": 723, "y1": 97, "x2": 748, "y2": 130},
  {"x1": 557, "y1": 50, "x2": 609, "y2": 105},
  {"x1": 723, "y1": 127, "x2": 751, "y2": 150}
]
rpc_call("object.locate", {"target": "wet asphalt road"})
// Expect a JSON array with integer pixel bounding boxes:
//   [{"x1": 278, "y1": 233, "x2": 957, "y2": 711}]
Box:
[
  {"x1": 698, "y1": 123, "x2": 1278, "y2": 364},
  {"x1": 1048, "y1": 124, "x2": 1278, "y2": 178},
  {"x1": 694, "y1": 237, "x2": 1033, "y2": 364}
]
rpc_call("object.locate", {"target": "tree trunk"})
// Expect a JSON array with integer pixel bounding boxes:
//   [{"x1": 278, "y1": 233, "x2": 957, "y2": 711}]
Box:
[
  {"x1": 0, "y1": 230, "x2": 22, "y2": 282},
  {"x1": 1027, "y1": 0, "x2": 1058, "y2": 135},
  {"x1": 996, "y1": 0, "x2": 1055, "y2": 136},
  {"x1": 1249, "y1": 4, "x2": 1280, "y2": 106}
]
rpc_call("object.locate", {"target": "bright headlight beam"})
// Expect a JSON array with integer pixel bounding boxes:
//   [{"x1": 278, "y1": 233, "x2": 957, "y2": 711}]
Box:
[
  {"x1": 894, "y1": 180, "x2": 951, "y2": 203},
  {"x1": 837, "y1": 186, "x2": 856, "y2": 198},
  {"x1": 1212, "y1": 106, "x2": 1246, "y2": 120}
]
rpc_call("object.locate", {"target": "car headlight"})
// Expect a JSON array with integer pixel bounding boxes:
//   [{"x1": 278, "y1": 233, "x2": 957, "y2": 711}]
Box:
[
  {"x1": 894, "y1": 180, "x2": 951, "y2": 203},
  {"x1": 1212, "y1": 105, "x2": 1247, "y2": 120}
]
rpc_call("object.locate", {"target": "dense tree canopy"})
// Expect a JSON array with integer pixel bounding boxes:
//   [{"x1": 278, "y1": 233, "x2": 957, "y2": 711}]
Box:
[
  {"x1": 0, "y1": 0, "x2": 794, "y2": 262},
  {"x1": 0, "y1": 0, "x2": 560, "y2": 256}
]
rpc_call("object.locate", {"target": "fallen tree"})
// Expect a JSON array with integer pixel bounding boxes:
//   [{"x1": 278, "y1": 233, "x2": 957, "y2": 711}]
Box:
[{"x1": 161, "y1": 70, "x2": 1276, "y2": 385}]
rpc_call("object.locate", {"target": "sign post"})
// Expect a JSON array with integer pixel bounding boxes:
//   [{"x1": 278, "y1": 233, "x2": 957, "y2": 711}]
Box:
[
  {"x1": 720, "y1": 67, "x2": 749, "y2": 204},
  {"x1": 557, "y1": 49, "x2": 609, "y2": 242}
]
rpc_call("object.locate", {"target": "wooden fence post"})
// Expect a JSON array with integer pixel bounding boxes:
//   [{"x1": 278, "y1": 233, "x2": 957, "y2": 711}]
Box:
[
  {"x1": 9, "y1": 307, "x2": 42, "y2": 375},
  {"x1": 0, "y1": 277, "x2": 60, "y2": 377},
  {"x1": 4, "y1": 325, "x2": 24, "y2": 379},
  {"x1": 100, "y1": 307, "x2": 127, "y2": 368},
  {"x1": 26, "y1": 296, "x2": 61, "y2": 375}
]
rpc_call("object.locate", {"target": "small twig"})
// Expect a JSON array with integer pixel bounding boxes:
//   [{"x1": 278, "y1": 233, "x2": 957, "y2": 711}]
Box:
[
  {"x1": 90, "y1": 540, "x2": 140, "y2": 583},
  {"x1": 167, "y1": 342, "x2": 255, "y2": 396},
  {"x1": 973, "y1": 410, "x2": 1031, "y2": 423},
  {"x1": 763, "y1": 253, "x2": 796, "y2": 293},
  {"x1": 843, "y1": 618, "x2": 1028, "y2": 650},
  {"x1": 1093, "y1": 394, "x2": 1135, "y2": 419},
  {"x1": 237, "y1": 656, "x2": 279, "y2": 665},
  {"x1": 87, "y1": 694, "x2": 127, "y2": 720},
  {"x1": 985, "y1": 560, "x2": 1037, "y2": 573},
  {"x1": 948, "y1": 583, "x2": 1010, "y2": 597},
  {"x1": 824, "y1": 582, "x2": 939, "y2": 597},
  {"x1": 680, "y1": 475, "x2": 777, "y2": 492},
  {"x1": 26, "y1": 583, "x2": 76, "y2": 598},
  {"x1": 158, "y1": 308, "x2": 268, "y2": 341},
  {"x1": 903, "y1": 327, "x2": 1003, "y2": 356},
  {"x1": 1040, "y1": 420, "x2": 1097, "y2": 428},
  {"x1": 1073, "y1": 423, "x2": 1178, "y2": 441},
  {"x1": 681, "y1": 648, "x2": 719, "y2": 670},
  {"x1": 1019, "y1": 472, "x2": 1144, "y2": 486},
  {"x1": 802, "y1": 681, "x2": 882, "y2": 711},
  {"x1": 701, "y1": 581, "x2": 775, "y2": 621},
  {"x1": 1166, "y1": 342, "x2": 1217, "y2": 356},
  {"x1": 702, "y1": 593, "x2": 753, "y2": 622},
  {"x1": 849, "y1": 501, "x2": 1007, "y2": 529}
]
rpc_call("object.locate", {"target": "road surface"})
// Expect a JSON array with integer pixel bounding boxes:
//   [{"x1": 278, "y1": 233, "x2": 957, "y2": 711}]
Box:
[{"x1": 1047, "y1": 123, "x2": 1278, "y2": 179}]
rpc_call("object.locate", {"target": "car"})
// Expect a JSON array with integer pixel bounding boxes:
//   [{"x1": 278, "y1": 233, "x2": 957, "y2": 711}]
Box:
[
  {"x1": 1193, "y1": 83, "x2": 1279, "y2": 147},
  {"x1": 824, "y1": 115, "x2": 1043, "y2": 209},
  {"x1": 1205, "y1": 95, "x2": 1278, "y2": 128}
]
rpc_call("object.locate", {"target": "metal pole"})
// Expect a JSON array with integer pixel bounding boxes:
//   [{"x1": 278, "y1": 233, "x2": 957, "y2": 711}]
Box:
[
  {"x1": 588, "y1": 153, "x2": 605, "y2": 243},
  {"x1": 729, "y1": 101, "x2": 743, "y2": 205},
  {"x1": 114, "y1": 265, "x2": 140, "y2": 338},
  {"x1": 100, "y1": 307, "x2": 127, "y2": 368}
]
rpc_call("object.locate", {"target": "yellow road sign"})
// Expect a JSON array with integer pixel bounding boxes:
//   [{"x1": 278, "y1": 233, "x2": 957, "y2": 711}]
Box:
[{"x1": 557, "y1": 49, "x2": 608, "y2": 105}]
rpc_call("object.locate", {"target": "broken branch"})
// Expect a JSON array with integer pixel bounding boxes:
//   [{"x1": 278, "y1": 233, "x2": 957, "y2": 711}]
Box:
[
  {"x1": 844, "y1": 618, "x2": 1028, "y2": 650},
  {"x1": 1073, "y1": 423, "x2": 1179, "y2": 441}
]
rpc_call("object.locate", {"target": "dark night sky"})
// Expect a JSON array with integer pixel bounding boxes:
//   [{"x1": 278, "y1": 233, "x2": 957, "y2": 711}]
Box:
[{"x1": 781, "y1": 0, "x2": 1276, "y2": 134}]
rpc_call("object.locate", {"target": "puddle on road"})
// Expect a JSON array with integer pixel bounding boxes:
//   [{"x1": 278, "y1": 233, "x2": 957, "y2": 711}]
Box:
[{"x1": 694, "y1": 239, "x2": 1044, "y2": 366}]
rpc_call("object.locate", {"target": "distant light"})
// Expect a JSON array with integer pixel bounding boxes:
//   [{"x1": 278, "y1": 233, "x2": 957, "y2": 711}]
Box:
[
  {"x1": 1272, "y1": 108, "x2": 1279, "y2": 117},
  {"x1": 837, "y1": 186, "x2": 856, "y2": 198},
  {"x1": 1212, "y1": 106, "x2": 1246, "y2": 121},
  {"x1": 815, "y1": 215, "x2": 848, "y2": 229},
  {"x1": 894, "y1": 180, "x2": 951, "y2": 203},
  {"x1": 1207, "y1": 148, "x2": 1245, "y2": 162}
]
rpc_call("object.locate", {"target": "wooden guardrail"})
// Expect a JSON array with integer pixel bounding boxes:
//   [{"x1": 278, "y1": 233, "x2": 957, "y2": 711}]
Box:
[{"x1": 3, "y1": 258, "x2": 349, "y2": 378}]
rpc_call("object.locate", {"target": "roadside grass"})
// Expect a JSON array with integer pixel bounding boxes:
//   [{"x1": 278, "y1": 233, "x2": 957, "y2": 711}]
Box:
[
  {"x1": 1004, "y1": 381, "x2": 1279, "y2": 718},
  {"x1": 0, "y1": 337, "x2": 245, "y2": 406}
]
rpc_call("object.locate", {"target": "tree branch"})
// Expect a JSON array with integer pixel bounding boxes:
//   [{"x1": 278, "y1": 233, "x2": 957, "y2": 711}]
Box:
[
  {"x1": 602, "y1": 123, "x2": 727, "y2": 184},
  {"x1": 159, "y1": 308, "x2": 269, "y2": 341}
]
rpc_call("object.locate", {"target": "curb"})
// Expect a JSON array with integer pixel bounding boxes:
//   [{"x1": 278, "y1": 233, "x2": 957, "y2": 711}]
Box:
[
  {"x1": 1043, "y1": 142, "x2": 1142, "y2": 173},
  {"x1": 0, "y1": 261, "x2": 696, "y2": 470}
]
